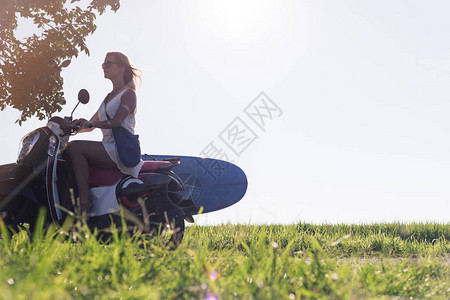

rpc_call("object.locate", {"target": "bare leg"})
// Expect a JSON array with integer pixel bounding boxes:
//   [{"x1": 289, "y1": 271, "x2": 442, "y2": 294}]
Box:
[{"x1": 65, "y1": 141, "x2": 117, "y2": 215}]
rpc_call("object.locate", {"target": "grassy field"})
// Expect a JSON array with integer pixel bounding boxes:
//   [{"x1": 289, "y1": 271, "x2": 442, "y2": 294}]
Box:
[{"x1": 0, "y1": 217, "x2": 449, "y2": 299}]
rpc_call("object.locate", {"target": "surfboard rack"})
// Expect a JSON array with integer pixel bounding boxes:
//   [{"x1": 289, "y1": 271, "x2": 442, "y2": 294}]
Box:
[
  {"x1": 163, "y1": 157, "x2": 181, "y2": 165},
  {"x1": 143, "y1": 154, "x2": 180, "y2": 164}
]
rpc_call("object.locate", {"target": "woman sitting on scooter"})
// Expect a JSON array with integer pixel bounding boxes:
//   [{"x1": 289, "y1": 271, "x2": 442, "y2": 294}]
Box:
[{"x1": 67, "y1": 51, "x2": 144, "y2": 217}]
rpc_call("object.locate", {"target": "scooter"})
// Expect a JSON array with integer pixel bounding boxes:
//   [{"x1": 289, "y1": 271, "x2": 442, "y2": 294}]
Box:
[{"x1": 0, "y1": 89, "x2": 187, "y2": 245}]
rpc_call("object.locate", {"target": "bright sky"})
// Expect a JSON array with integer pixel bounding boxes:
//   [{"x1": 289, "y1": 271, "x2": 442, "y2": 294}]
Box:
[{"x1": 1, "y1": 0, "x2": 449, "y2": 224}]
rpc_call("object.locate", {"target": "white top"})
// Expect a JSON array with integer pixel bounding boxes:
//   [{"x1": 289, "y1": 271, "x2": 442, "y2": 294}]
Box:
[{"x1": 97, "y1": 88, "x2": 144, "y2": 178}]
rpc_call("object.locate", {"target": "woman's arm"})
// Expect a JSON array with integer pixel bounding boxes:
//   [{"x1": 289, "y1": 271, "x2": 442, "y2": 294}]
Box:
[{"x1": 89, "y1": 89, "x2": 137, "y2": 129}]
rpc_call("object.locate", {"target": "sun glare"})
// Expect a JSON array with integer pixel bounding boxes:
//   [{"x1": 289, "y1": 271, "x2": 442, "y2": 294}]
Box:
[
  {"x1": 193, "y1": 0, "x2": 275, "y2": 41},
  {"x1": 180, "y1": 0, "x2": 292, "y2": 62}
]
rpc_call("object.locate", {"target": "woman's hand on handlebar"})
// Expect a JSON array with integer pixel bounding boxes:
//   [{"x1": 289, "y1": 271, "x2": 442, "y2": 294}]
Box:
[
  {"x1": 83, "y1": 121, "x2": 94, "y2": 129},
  {"x1": 70, "y1": 118, "x2": 94, "y2": 133},
  {"x1": 71, "y1": 118, "x2": 88, "y2": 128}
]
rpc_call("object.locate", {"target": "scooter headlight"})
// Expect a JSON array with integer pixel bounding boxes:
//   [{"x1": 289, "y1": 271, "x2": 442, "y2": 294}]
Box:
[
  {"x1": 47, "y1": 135, "x2": 57, "y2": 157},
  {"x1": 17, "y1": 130, "x2": 40, "y2": 162}
]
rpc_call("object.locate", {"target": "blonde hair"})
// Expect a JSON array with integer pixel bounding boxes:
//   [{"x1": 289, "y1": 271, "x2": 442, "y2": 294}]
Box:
[{"x1": 107, "y1": 52, "x2": 142, "y2": 89}]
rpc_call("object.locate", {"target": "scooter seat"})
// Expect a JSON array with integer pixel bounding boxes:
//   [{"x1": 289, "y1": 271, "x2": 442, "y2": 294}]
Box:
[{"x1": 89, "y1": 160, "x2": 173, "y2": 187}]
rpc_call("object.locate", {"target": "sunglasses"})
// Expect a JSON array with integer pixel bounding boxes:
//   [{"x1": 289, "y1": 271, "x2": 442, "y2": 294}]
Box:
[{"x1": 102, "y1": 61, "x2": 120, "y2": 68}]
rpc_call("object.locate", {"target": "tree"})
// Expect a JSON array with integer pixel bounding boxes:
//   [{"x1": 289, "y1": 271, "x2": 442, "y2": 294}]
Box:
[{"x1": 0, "y1": 0, "x2": 121, "y2": 124}]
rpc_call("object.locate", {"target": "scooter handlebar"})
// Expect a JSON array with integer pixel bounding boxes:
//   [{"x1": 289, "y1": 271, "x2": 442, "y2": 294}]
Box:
[{"x1": 70, "y1": 122, "x2": 93, "y2": 134}]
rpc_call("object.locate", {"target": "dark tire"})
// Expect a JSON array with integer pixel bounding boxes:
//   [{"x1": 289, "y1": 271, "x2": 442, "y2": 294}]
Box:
[
  {"x1": 88, "y1": 212, "x2": 185, "y2": 249},
  {"x1": 165, "y1": 217, "x2": 185, "y2": 249},
  {"x1": 0, "y1": 196, "x2": 39, "y2": 234},
  {"x1": 146, "y1": 217, "x2": 185, "y2": 249}
]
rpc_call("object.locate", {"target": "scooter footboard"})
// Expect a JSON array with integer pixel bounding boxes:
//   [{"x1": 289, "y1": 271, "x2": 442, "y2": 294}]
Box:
[{"x1": 89, "y1": 185, "x2": 120, "y2": 217}]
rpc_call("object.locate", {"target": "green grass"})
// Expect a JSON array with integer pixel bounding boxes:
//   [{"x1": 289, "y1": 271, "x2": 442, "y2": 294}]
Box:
[{"x1": 0, "y1": 218, "x2": 449, "y2": 299}]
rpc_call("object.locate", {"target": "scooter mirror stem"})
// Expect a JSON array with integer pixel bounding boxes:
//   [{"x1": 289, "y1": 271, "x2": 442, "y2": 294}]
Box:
[{"x1": 70, "y1": 102, "x2": 81, "y2": 120}]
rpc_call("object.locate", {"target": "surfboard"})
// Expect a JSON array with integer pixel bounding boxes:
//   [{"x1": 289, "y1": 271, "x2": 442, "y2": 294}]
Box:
[{"x1": 142, "y1": 154, "x2": 247, "y2": 215}]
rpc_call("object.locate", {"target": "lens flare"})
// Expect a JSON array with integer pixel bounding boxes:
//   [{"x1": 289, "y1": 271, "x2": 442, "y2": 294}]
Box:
[
  {"x1": 203, "y1": 291, "x2": 219, "y2": 300},
  {"x1": 208, "y1": 271, "x2": 218, "y2": 282}
]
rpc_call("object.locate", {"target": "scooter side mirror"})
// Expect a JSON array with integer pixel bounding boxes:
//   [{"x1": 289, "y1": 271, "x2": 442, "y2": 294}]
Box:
[
  {"x1": 77, "y1": 89, "x2": 90, "y2": 104},
  {"x1": 70, "y1": 89, "x2": 90, "y2": 120}
]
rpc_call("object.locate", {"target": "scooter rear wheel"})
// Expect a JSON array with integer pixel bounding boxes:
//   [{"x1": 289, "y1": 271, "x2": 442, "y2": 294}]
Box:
[
  {"x1": 162, "y1": 217, "x2": 185, "y2": 250},
  {"x1": 143, "y1": 216, "x2": 185, "y2": 249}
]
